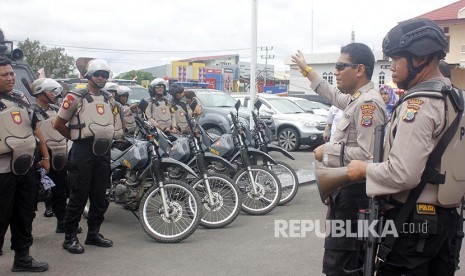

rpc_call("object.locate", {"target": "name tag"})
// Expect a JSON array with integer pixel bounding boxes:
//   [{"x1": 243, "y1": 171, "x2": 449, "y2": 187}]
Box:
[{"x1": 416, "y1": 203, "x2": 436, "y2": 215}]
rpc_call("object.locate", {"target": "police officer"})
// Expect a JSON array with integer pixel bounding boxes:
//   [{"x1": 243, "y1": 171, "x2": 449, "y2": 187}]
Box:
[
  {"x1": 54, "y1": 59, "x2": 115, "y2": 254},
  {"x1": 102, "y1": 82, "x2": 124, "y2": 142},
  {"x1": 292, "y1": 43, "x2": 387, "y2": 275},
  {"x1": 0, "y1": 57, "x2": 49, "y2": 272},
  {"x1": 31, "y1": 78, "x2": 75, "y2": 234},
  {"x1": 348, "y1": 18, "x2": 462, "y2": 275},
  {"x1": 115, "y1": 85, "x2": 136, "y2": 134},
  {"x1": 169, "y1": 84, "x2": 192, "y2": 134},
  {"x1": 145, "y1": 78, "x2": 178, "y2": 134},
  {"x1": 184, "y1": 90, "x2": 203, "y2": 118}
]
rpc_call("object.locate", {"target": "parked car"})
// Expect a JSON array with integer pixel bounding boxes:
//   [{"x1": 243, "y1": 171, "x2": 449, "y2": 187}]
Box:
[
  {"x1": 288, "y1": 92, "x2": 331, "y2": 106},
  {"x1": 286, "y1": 97, "x2": 329, "y2": 117},
  {"x1": 232, "y1": 93, "x2": 326, "y2": 151},
  {"x1": 188, "y1": 89, "x2": 275, "y2": 136}
]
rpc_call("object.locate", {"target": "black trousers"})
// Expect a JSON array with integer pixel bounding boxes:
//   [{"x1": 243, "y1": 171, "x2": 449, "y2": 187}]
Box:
[
  {"x1": 323, "y1": 182, "x2": 368, "y2": 276},
  {"x1": 64, "y1": 140, "x2": 111, "y2": 233},
  {"x1": 377, "y1": 206, "x2": 459, "y2": 276},
  {"x1": 0, "y1": 169, "x2": 37, "y2": 252},
  {"x1": 48, "y1": 167, "x2": 67, "y2": 223}
]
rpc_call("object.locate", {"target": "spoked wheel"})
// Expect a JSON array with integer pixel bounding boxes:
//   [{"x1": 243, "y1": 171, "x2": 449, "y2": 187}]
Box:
[
  {"x1": 266, "y1": 161, "x2": 299, "y2": 205},
  {"x1": 139, "y1": 180, "x2": 201, "y2": 243},
  {"x1": 233, "y1": 165, "x2": 282, "y2": 215},
  {"x1": 191, "y1": 173, "x2": 241, "y2": 229}
]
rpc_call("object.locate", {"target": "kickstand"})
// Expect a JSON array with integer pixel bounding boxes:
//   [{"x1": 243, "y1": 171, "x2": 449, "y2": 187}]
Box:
[{"x1": 130, "y1": 209, "x2": 140, "y2": 220}]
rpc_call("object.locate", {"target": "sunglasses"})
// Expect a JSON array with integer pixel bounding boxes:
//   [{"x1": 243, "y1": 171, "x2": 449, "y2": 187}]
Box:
[
  {"x1": 92, "y1": 71, "x2": 110, "y2": 79},
  {"x1": 335, "y1": 62, "x2": 361, "y2": 71}
]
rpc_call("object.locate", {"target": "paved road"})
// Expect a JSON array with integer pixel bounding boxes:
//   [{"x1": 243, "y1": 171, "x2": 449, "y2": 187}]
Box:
[{"x1": 1, "y1": 147, "x2": 464, "y2": 275}]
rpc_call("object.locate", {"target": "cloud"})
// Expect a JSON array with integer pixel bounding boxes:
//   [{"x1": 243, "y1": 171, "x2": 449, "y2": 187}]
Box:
[{"x1": 0, "y1": 0, "x2": 456, "y2": 75}]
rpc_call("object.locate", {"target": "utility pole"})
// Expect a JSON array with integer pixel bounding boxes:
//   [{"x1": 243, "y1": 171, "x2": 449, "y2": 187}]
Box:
[{"x1": 260, "y1": 46, "x2": 274, "y2": 88}]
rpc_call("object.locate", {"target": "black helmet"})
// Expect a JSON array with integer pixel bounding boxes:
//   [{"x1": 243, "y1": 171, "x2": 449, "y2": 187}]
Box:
[
  {"x1": 168, "y1": 83, "x2": 184, "y2": 95},
  {"x1": 382, "y1": 18, "x2": 447, "y2": 59}
]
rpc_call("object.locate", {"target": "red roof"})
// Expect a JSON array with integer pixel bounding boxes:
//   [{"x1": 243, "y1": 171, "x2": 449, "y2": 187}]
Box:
[{"x1": 416, "y1": 0, "x2": 465, "y2": 21}]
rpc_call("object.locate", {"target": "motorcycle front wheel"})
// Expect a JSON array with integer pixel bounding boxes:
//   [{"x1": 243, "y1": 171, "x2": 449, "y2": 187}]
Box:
[
  {"x1": 139, "y1": 180, "x2": 201, "y2": 243},
  {"x1": 191, "y1": 173, "x2": 241, "y2": 229},
  {"x1": 233, "y1": 165, "x2": 282, "y2": 215},
  {"x1": 266, "y1": 161, "x2": 299, "y2": 205}
]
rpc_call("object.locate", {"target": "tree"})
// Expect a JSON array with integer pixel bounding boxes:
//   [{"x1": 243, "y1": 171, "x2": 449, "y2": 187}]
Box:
[
  {"x1": 116, "y1": 70, "x2": 154, "y2": 84},
  {"x1": 18, "y1": 39, "x2": 76, "y2": 78}
]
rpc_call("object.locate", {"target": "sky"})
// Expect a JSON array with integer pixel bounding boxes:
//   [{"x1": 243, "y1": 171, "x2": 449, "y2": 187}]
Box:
[{"x1": 0, "y1": 0, "x2": 458, "y2": 76}]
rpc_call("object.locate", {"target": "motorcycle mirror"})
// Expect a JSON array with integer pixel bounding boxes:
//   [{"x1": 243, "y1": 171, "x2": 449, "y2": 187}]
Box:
[
  {"x1": 138, "y1": 99, "x2": 149, "y2": 113},
  {"x1": 254, "y1": 99, "x2": 262, "y2": 110},
  {"x1": 235, "y1": 100, "x2": 241, "y2": 117}
]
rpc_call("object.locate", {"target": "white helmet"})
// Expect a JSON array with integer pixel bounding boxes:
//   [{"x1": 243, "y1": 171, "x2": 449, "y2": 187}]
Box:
[
  {"x1": 117, "y1": 85, "x2": 131, "y2": 97},
  {"x1": 31, "y1": 78, "x2": 63, "y2": 96},
  {"x1": 149, "y1": 78, "x2": 168, "y2": 96},
  {"x1": 84, "y1": 59, "x2": 113, "y2": 80},
  {"x1": 101, "y1": 82, "x2": 118, "y2": 94}
]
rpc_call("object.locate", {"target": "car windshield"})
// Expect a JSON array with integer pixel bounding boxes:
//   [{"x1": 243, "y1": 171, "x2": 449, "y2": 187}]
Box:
[
  {"x1": 266, "y1": 98, "x2": 305, "y2": 114},
  {"x1": 294, "y1": 99, "x2": 329, "y2": 110},
  {"x1": 196, "y1": 92, "x2": 237, "y2": 107},
  {"x1": 128, "y1": 86, "x2": 149, "y2": 103}
]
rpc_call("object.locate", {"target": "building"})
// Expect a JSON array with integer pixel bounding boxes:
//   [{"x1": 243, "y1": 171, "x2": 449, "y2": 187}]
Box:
[
  {"x1": 285, "y1": 51, "x2": 391, "y2": 94},
  {"x1": 416, "y1": 0, "x2": 465, "y2": 88},
  {"x1": 138, "y1": 54, "x2": 278, "y2": 92}
]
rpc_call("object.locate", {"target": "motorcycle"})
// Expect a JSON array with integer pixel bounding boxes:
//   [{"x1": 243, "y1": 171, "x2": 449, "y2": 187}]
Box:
[
  {"x1": 173, "y1": 114, "x2": 241, "y2": 229},
  {"x1": 86, "y1": 116, "x2": 202, "y2": 243},
  {"x1": 250, "y1": 100, "x2": 299, "y2": 205},
  {"x1": 207, "y1": 101, "x2": 282, "y2": 215}
]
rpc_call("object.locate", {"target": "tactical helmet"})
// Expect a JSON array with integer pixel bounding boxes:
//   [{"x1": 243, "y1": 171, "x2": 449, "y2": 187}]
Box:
[
  {"x1": 149, "y1": 78, "x2": 168, "y2": 96},
  {"x1": 101, "y1": 82, "x2": 118, "y2": 94},
  {"x1": 84, "y1": 59, "x2": 113, "y2": 80},
  {"x1": 168, "y1": 83, "x2": 184, "y2": 95},
  {"x1": 382, "y1": 18, "x2": 448, "y2": 59},
  {"x1": 31, "y1": 78, "x2": 63, "y2": 96}
]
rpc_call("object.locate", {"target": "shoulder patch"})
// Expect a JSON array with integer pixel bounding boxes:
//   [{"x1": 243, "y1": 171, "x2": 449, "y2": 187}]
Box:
[
  {"x1": 62, "y1": 94, "x2": 76, "y2": 110},
  {"x1": 402, "y1": 99, "x2": 424, "y2": 122},
  {"x1": 360, "y1": 104, "x2": 375, "y2": 127}
]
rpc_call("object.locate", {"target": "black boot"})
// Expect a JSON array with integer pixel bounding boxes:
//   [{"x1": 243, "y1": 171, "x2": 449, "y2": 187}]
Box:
[
  {"x1": 63, "y1": 233, "x2": 84, "y2": 254},
  {"x1": 85, "y1": 226, "x2": 113, "y2": 247},
  {"x1": 11, "y1": 249, "x2": 49, "y2": 272}
]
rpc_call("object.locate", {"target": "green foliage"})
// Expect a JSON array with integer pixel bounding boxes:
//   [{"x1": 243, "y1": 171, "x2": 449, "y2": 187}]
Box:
[
  {"x1": 17, "y1": 39, "x2": 76, "y2": 78},
  {"x1": 116, "y1": 70, "x2": 154, "y2": 84}
]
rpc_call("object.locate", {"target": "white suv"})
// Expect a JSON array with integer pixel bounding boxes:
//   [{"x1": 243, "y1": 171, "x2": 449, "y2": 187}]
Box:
[{"x1": 232, "y1": 93, "x2": 326, "y2": 151}]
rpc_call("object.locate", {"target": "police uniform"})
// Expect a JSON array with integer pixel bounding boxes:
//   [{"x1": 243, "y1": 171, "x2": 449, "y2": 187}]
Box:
[
  {"x1": 310, "y1": 75, "x2": 387, "y2": 275},
  {"x1": 366, "y1": 76, "x2": 460, "y2": 275},
  {"x1": 171, "y1": 98, "x2": 193, "y2": 133},
  {"x1": 0, "y1": 91, "x2": 37, "y2": 257},
  {"x1": 35, "y1": 104, "x2": 68, "y2": 232},
  {"x1": 145, "y1": 97, "x2": 176, "y2": 131},
  {"x1": 57, "y1": 89, "x2": 115, "y2": 235},
  {"x1": 122, "y1": 104, "x2": 136, "y2": 134}
]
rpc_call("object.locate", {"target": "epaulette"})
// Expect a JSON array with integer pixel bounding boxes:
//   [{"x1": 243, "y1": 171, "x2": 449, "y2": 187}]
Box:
[{"x1": 361, "y1": 90, "x2": 374, "y2": 103}]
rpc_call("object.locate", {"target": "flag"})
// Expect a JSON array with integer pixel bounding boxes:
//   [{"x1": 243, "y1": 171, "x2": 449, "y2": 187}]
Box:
[
  {"x1": 37, "y1": 68, "x2": 46, "y2": 78},
  {"x1": 132, "y1": 73, "x2": 138, "y2": 81}
]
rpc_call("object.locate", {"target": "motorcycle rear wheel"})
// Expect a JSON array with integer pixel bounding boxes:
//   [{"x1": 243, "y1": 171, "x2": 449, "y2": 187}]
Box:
[
  {"x1": 139, "y1": 180, "x2": 201, "y2": 243},
  {"x1": 191, "y1": 173, "x2": 241, "y2": 229}
]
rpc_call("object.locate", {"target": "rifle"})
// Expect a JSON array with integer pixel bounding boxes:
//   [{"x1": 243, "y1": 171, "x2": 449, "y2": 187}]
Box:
[{"x1": 362, "y1": 124, "x2": 385, "y2": 276}]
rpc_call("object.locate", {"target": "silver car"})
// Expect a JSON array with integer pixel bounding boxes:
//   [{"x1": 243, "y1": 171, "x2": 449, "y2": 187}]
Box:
[{"x1": 232, "y1": 94, "x2": 326, "y2": 151}]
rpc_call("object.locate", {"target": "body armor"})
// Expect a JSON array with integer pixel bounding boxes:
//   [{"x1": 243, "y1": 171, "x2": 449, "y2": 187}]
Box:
[
  {"x1": 122, "y1": 105, "x2": 136, "y2": 134},
  {"x1": 148, "y1": 98, "x2": 172, "y2": 130},
  {"x1": 172, "y1": 100, "x2": 191, "y2": 133},
  {"x1": 393, "y1": 81, "x2": 465, "y2": 205},
  {"x1": 0, "y1": 92, "x2": 36, "y2": 175},
  {"x1": 39, "y1": 105, "x2": 67, "y2": 171},
  {"x1": 68, "y1": 90, "x2": 115, "y2": 156},
  {"x1": 113, "y1": 102, "x2": 124, "y2": 140}
]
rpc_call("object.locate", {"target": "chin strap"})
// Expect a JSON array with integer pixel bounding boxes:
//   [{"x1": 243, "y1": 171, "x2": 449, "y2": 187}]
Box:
[{"x1": 397, "y1": 55, "x2": 435, "y2": 90}]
